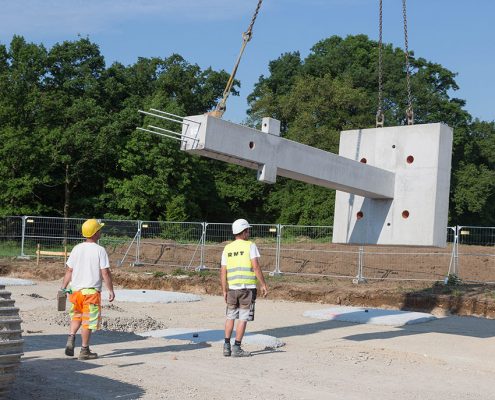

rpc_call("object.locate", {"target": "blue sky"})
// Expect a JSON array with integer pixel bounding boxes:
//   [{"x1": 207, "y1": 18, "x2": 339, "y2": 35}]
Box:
[{"x1": 1, "y1": 0, "x2": 493, "y2": 124}]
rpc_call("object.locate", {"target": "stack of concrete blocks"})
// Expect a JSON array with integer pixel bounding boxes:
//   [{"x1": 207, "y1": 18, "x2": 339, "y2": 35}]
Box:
[{"x1": 0, "y1": 285, "x2": 23, "y2": 397}]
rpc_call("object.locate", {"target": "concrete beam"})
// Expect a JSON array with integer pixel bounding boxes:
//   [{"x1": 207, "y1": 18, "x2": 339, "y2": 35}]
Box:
[{"x1": 181, "y1": 115, "x2": 395, "y2": 199}]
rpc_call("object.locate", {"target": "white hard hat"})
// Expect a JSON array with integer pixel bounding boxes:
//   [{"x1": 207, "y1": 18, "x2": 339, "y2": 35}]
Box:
[{"x1": 232, "y1": 219, "x2": 252, "y2": 235}]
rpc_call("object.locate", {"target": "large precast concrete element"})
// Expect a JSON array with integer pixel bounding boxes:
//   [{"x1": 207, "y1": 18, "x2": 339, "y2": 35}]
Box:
[
  {"x1": 334, "y1": 123, "x2": 452, "y2": 247},
  {"x1": 180, "y1": 114, "x2": 452, "y2": 247},
  {"x1": 181, "y1": 115, "x2": 395, "y2": 199}
]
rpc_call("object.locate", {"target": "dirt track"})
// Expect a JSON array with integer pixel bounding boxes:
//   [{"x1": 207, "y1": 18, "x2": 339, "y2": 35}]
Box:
[{"x1": 5, "y1": 273, "x2": 495, "y2": 400}]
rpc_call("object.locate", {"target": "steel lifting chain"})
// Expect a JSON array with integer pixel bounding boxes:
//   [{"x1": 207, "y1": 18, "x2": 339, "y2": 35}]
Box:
[
  {"x1": 210, "y1": 0, "x2": 263, "y2": 118},
  {"x1": 376, "y1": 0, "x2": 414, "y2": 127},
  {"x1": 376, "y1": 0, "x2": 384, "y2": 128},
  {"x1": 402, "y1": 0, "x2": 414, "y2": 125}
]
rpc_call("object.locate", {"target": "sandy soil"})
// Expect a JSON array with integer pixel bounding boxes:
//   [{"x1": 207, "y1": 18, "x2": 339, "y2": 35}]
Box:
[{"x1": 5, "y1": 269, "x2": 495, "y2": 399}]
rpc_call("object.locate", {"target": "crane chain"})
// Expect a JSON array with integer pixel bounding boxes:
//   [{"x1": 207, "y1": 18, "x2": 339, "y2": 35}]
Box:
[
  {"x1": 376, "y1": 0, "x2": 384, "y2": 128},
  {"x1": 402, "y1": 0, "x2": 414, "y2": 125},
  {"x1": 210, "y1": 0, "x2": 263, "y2": 119}
]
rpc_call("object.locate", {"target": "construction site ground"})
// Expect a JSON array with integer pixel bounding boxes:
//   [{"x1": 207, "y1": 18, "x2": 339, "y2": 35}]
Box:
[{"x1": 3, "y1": 259, "x2": 495, "y2": 399}]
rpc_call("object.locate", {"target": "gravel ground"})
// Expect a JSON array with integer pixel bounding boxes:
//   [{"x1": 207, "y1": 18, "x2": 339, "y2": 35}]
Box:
[{"x1": 5, "y1": 279, "x2": 495, "y2": 400}]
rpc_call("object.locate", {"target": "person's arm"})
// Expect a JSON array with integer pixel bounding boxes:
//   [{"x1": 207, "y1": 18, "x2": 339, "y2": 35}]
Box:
[
  {"x1": 220, "y1": 265, "x2": 228, "y2": 302},
  {"x1": 61, "y1": 267, "x2": 73, "y2": 290},
  {"x1": 251, "y1": 257, "x2": 268, "y2": 297},
  {"x1": 101, "y1": 268, "x2": 115, "y2": 302}
]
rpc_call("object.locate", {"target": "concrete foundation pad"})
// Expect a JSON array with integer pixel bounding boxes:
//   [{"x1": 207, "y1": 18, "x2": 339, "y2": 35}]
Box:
[
  {"x1": 104, "y1": 289, "x2": 201, "y2": 304},
  {"x1": 0, "y1": 278, "x2": 35, "y2": 286},
  {"x1": 139, "y1": 328, "x2": 285, "y2": 348},
  {"x1": 304, "y1": 306, "x2": 436, "y2": 326}
]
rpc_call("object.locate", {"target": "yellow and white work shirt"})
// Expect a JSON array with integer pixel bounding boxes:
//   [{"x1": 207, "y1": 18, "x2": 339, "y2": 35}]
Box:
[{"x1": 221, "y1": 239, "x2": 260, "y2": 290}]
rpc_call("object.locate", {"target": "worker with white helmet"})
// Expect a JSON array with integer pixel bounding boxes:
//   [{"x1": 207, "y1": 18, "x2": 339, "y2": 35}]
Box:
[
  {"x1": 221, "y1": 218, "x2": 268, "y2": 357},
  {"x1": 60, "y1": 219, "x2": 115, "y2": 360}
]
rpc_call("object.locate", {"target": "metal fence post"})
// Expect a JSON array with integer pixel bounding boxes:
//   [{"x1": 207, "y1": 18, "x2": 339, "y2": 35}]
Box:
[
  {"x1": 446, "y1": 226, "x2": 459, "y2": 282},
  {"x1": 353, "y1": 246, "x2": 367, "y2": 284},
  {"x1": 455, "y1": 225, "x2": 460, "y2": 276},
  {"x1": 134, "y1": 220, "x2": 142, "y2": 266},
  {"x1": 19, "y1": 216, "x2": 27, "y2": 258},
  {"x1": 200, "y1": 222, "x2": 207, "y2": 269},
  {"x1": 270, "y1": 224, "x2": 282, "y2": 276}
]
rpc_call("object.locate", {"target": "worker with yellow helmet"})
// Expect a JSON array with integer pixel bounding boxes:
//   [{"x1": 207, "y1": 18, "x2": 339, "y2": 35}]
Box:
[
  {"x1": 221, "y1": 218, "x2": 268, "y2": 357},
  {"x1": 60, "y1": 218, "x2": 115, "y2": 360}
]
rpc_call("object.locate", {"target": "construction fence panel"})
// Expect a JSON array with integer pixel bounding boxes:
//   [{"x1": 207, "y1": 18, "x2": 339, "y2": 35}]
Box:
[
  {"x1": 136, "y1": 221, "x2": 204, "y2": 269},
  {"x1": 2, "y1": 216, "x2": 495, "y2": 284},
  {"x1": 457, "y1": 226, "x2": 495, "y2": 283},
  {"x1": 203, "y1": 223, "x2": 278, "y2": 272},
  {"x1": 0, "y1": 217, "x2": 23, "y2": 257},
  {"x1": 21, "y1": 216, "x2": 87, "y2": 258},
  {"x1": 362, "y1": 247, "x2": 453, "y2": 282},
  {"x1": 362, "y1": 228, "x2": 454, "y2": 282},
  {"x1": 278, "y1": 225, "x2": 358, "y2": 278},
  {"x1": 99, "y1": 219, "x2": 140, "y2": 267}
]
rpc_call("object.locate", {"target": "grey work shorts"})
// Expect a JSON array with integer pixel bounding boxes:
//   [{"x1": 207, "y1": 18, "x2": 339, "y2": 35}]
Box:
[{"x1": 226, "y1": 288, "x2": 257, "y2": 321}]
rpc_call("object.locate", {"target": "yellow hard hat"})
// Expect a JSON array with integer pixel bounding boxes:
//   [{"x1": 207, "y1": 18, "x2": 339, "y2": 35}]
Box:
[{"x1": 81, "y1": 219, "x2": 104, "y2": 238}]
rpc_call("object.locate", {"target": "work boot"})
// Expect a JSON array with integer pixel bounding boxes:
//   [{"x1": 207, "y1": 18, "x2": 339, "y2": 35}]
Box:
[
  {"x1": 79, "y1": 346, "x2": 98, "y2": 360},
  {"x1": 223, "y1": 342, "x2": 231, "y2": 357},
  {"x1": 65, "y1": 334, "x2": 75, "y2": 357},
  {"x1": 232, "y1": 344, "x2": 251, "y2": 357}
]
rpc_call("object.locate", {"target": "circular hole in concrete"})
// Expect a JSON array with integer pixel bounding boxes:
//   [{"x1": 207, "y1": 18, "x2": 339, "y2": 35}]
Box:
[
  {"x1": 387, "y1": 222, "x2": 391, "y2": 226},
  {"x1": 249, "y1": 141, "x2": 255, "y2": 149},
  {"x1": 407, "y1": 155, "x2": 414, "y2": 164},
  {"x1": 356, "y1": 211, "x2": 364, "y2": 220},
  {"x1": 402, "y1": 210, "x2": 410, "y2": 219},
  {"x1": 360, "y1": 158, "x2": 367, "y2": 164},
  {"x1": 392, "y1": 145, "x2": 396, "y2": 149}
]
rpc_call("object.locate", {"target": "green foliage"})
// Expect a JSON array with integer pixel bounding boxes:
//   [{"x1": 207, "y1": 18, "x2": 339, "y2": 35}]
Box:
[
  {"x1": 0, "y1": 34, "x2": 493, "y2": 226},
  {"x1": 247, "y1": 34, "x2": 492, "y2": 225},
  {"x1": 445, "y1": 273, "x2": 462, "y2": 286},
  {"x1": 0, "y1": 241, "x2": 21, "y2": 257}
]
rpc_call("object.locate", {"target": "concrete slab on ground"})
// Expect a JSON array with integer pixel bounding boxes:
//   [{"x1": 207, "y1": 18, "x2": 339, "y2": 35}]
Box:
[
  {"x1": 103, "y1": 289, "x2": 201, "y2": 303},
  {"x1": 303, "y1": 306, "x2": 436, "y2": 326},
  {"x1": 139, "y1": 328, "x2": 285, "y2": 348},
  {"x1": 0, "y1": 277, "x2": 35, "y2": 286}
]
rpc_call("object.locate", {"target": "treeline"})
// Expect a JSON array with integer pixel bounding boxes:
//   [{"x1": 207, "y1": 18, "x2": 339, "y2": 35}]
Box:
[{"x1": 0, "y1": 35, "x2": 493, "y2": 225}]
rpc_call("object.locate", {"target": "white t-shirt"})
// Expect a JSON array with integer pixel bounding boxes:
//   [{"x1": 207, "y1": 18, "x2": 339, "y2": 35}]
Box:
[
  {"x1": 221, "y1": 242, "x2": 260, "y2": 290},
  {"x1": 66, "y1": 242, "x2": 110, "y2": 291}
]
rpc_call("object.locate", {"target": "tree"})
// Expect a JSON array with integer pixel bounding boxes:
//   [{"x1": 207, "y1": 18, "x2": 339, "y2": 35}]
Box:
[
  {"x1": 0, "y1": 36, "x2": 50, "y2": 215},
  {"x1": 246, "y1": 34, "x2": 487, "y2": 225},
  {"x1": 105, "y1": 55, "x2": 235, "y2": 221}
]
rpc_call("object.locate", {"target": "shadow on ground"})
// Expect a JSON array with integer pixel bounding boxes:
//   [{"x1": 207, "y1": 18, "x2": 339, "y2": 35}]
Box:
[
  {"x1": 255, "y1": 312, "x2": 495, "y2": 341},
  {"x1": 7, "y1": 356, "x2": 145, "y2": 400}
]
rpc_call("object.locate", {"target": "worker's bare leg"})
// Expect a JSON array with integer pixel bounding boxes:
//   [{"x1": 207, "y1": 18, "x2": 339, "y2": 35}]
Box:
[
  {"x1": 234, "y1": 320, "x2": 247, "y2": 342},
  {"x1": 81, "y1": 327, "x2": 92, "y2": 347},
  {"x1": 224, "y1": 318, "x2": 235, "y2": 339},
  {"x1": 69, "y1": 319, "x2": 81, "y2": 335}
]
